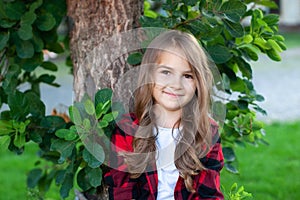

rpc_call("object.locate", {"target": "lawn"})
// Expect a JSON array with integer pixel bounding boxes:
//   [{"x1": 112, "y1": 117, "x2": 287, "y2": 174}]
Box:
[
  {"x1": 1, "y1": 121, "x2": 299, "y2": 199},
  {"x1": 221, "y1": 121, "x2": 300, "y2": 199}
]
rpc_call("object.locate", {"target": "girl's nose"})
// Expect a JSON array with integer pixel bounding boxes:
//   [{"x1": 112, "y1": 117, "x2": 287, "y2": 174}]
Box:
[{"x1": 168, "y1": 75, "x2": 183, "y2": 90}]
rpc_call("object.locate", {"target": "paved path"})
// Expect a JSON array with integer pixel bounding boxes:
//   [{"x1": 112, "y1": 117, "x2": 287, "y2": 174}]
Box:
[
  {"x1": 252, "y1": 47, "x2": 300, "y2": 123},
  {"x1": 40, "y1": 47, "x2": 300, "y2": 123}
]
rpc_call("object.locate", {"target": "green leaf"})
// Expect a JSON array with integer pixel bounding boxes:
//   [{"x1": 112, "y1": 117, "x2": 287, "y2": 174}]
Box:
[
  {"x1": 266, "y1": 49, "x2": 281, "y2": 61},
  {"x1": 29, "y1": 0, "x2": 43, "y2": 12},
  {"x1": 84, "y1": 99, "x2": 95, "y2": 116},
  {"x1": 15, "y1": 39, "x2": 34, "y2": 59},
  {"x1": 257, "y1": 0, "x2": 278, "y2": 9},
  {"x1": 41, "y1": 61, "x2": 58, "y2": 71},
  {"x1": 40, "y1": 116, "x2": 66, "y2": 129},
  {"x1": 14, "y1": 133, "x2": 26, "y2": 148},
  {"x1": 140, "y1": 16, "x2": 164, "y2": 28},
  {"x1": 95, "y1": 88, "x2": 113, "y2": 107},
  {"x1": 230, "y1": 77, "x2": 246, "y2": 92},
  {"x1": 55, "y1": 129, "x2": 77, "y2": 141},
  {"x1": 60, "y1": 173, "x2": 74, "y2": 199},
  {"x1": 240, "y1": 44, "x2": 260, "y2": 61},
  {"x1": 0, "y1": 135, "x2": 10, "y2": 150},
  {"x1": 55, "y1": 170, "x2": 66, "y2": 185},
  {"x1": 87, "y1": 168, "x2": 102, "y2": 187},
  {"x1": 84, "y1": 141, "x2": 105, "y2": 165},
  {"x1": 50, "y1": 139, "x2": 75, "y2": 163},
  {"x1": 2, "y1": 64, "x2": 20, "y2": 93},
  {"x1": 0, "y1": 31, "x2": 9, "y2": 51},
  {"x1": 253, "y1": 37, "x2": 270, "y2": 50},
  {"x1": 15, "y1": 52, "x2": 43, "y2": 72},
  {"x1": 223, "y1": 19, "x2": 244, "y2": 38},
  {"x1": 236, "y1": 58, "x2": 252, "y2": 79},
  {"x1": 0, "y1": 18, "x2": 16, "y2": 28},
  {"x1": 220, "y1": 0, "x2": 247, "y2": 22},
  {"x1": 38, "y1": 74, "x2": 56, "y2": 84},
  {"x1": 36, "y1": 13, "x2": 56, "y2": 31},
  {"x1": 69, "y1": 106, "x2": 82, "y2": 125},
  {"x1": 46, "y1": 42, "x2": 64, "y2": 53},
  {"x1": 102, "y1": 111, "x2": 118, "y2": 123},
  {"x1": 207, "y1": 45, "x2": 232, "y2": 64},
  {"x1": 252, "y1": 120, "x2": 263, "y2": 132},
  {"x1": 263, "y1": 14, "x2": 279, "y2": 26},
  {"x1": 224, "y1": 162, "x2": 239, "y2": 174},
  {"x1": 5, "y1": 1, "x2": 26, "y2": 20},
  {"x1": 21, "y1": 11, "x2": 37, "y2": 25},
  {"x1": 83, "y1": 148, "x2": 102, "y2": 168},
  {"x1": 98, "y1": 120, "x2": 109, "y2": 128},
  {"x1": 25, "y1": 92, "x2": 46, "y2": 118},
  {"x1": 222, "y1": 73, "x2": 231, "y2": 91},
  {"x1": 18, "y1": 24, "x2": 33, "y2": 40},
  {"x1": 27, "y1": 168, "x2": 43, "y2": 188},
  {"x1": 222, "y1": 147, "x2": 236, "y2": 162},
  {"x1": 77, "y1": 169, "x2": 92, "y2": 191},
  {"x1": 127, "y1": 52, "x2": 143, "y2": 65},
  {"x1": 8, "y1": 91, "x2": 30, "y2": 121},
  {"x1": 267, "y1": 39, "x2": 283, "y2": 52},
  {"x1": 83, "y1": 118, "x2": 91, "y2": 130},
  {"x1": 31, "y1": 31, "x2": 44, "y2": 52},
  {"x1": 0, "y1": 120, "x2": 14, "y2": 136}
]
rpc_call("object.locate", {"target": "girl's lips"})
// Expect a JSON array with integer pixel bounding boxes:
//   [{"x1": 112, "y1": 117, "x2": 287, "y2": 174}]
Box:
[{"x1": 163, "y1": 91, "x2": 183, "y2": 97}]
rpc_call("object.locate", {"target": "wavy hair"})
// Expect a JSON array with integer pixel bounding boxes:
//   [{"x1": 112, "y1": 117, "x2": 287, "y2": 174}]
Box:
[{"x1": 125, "y1": 30, "x2": 214, "y2": 192}]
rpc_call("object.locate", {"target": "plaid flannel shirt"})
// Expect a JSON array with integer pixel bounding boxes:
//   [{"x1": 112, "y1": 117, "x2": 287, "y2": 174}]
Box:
[{"x1": 104, "y1": 113, "x2": 224, "y2": 200}]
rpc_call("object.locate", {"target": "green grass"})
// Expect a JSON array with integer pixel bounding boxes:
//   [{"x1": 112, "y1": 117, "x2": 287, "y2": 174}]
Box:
[
  {"x1": 0, "y1": 143, "x2": 75, "y2": 200},
  {"x1": 221, "y1": 121, "x2": 300, "y2": 199},
  {"x1": 1, "y1": 121, "x2": 300, "y2": 199}
]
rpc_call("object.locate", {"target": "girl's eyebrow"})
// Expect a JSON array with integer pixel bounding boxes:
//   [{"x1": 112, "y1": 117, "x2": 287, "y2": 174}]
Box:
[{"x1": 157, "y1": 65, "x2": 193, "y2": 73}]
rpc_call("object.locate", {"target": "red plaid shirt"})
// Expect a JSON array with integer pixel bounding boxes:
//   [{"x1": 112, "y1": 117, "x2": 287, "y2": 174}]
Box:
[{"x1": 104, "y1": 113, "x2": 224, "y2": 200}]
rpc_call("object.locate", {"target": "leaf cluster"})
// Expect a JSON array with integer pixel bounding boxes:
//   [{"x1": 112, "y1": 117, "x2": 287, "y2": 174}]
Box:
[
  {"x1": 26, "y1": 88, "x2": 122, "y2": 198},
  {"x1": 0, "y1": 0, "x2": 67, "y2": 153},
  {"x1": 139, "y1": 0, "x2": 286, "y2": 173}
]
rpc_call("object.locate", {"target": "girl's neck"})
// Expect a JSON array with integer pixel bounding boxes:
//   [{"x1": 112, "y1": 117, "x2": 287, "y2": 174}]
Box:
[{"x1": 153, "y1": 105, "x2": 181, "y2": 128}]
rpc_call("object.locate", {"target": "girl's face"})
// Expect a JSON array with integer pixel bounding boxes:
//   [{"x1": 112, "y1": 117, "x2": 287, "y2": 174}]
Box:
[{"x1": 152, "y1": 50, "x2": 196, "y2": 113}]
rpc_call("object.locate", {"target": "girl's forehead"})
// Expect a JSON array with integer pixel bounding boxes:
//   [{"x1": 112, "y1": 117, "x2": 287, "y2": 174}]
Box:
[{"x1": 156, "y1": 48, "x2": 188, "y2": 63}]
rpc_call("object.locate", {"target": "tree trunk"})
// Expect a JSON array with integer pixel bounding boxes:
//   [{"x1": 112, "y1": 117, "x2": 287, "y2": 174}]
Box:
[
  {"x1": 66, "y1": 0, "x2": 143, "y2": 199},
  {"x1": 67, "y1": 0, "x2": 143, "y2": 101}
]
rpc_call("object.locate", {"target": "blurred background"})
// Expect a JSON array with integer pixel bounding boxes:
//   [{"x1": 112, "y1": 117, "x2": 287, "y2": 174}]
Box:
[{"x1": 0, "y1": 1, "x2": 300, "y2": 199}]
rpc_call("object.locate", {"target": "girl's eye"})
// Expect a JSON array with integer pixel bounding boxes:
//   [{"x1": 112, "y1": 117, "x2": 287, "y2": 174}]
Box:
[
  {"x1": 161, "y1": 70, "x2": 170, "y2": 75},
  {"x1": 184, "y1": 74, "x2": 193, "y2": 79}
]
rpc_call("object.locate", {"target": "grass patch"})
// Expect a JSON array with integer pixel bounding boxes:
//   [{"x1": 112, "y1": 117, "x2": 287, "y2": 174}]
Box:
[
  {"x1": 221, "y1": 121, "x2": 300, "y2": 199},
  {"x1": 0, "y1": 143, "x2": 74, "y2": 200},
  {"x1": 1, "y1": 121, "x2": 299, "y2": 199}
]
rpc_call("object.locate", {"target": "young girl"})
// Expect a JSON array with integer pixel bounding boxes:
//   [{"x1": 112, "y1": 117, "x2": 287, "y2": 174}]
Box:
[{"x1": 104, "y1": 30, "x2": 224, "y2": 200}]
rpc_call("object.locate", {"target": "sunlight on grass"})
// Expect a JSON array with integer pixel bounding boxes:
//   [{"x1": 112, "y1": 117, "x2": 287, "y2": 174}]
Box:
[
  {"x1": 1, "y1": 121, "x2": 299, "y2": 199},
  {"x1": 0, "y1": 143, "x2": 74, "y2": 200},
  {"x1": 221, "y1": 121, "x2": 300, "y2": 199}
]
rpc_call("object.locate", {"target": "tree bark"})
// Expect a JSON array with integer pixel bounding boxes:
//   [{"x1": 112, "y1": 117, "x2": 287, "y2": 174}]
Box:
[
  {"x1": 67, "y1": 0, "x2": 143, "y2": 101},
  {"x1": 66, "y1": 1, "x2": 143, "y2": 199}
]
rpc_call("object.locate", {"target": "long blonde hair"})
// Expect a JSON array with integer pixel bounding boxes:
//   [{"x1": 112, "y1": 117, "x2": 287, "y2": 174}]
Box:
[{"x1": 126, "y1": 30, "x2": 214, "y2": 192}]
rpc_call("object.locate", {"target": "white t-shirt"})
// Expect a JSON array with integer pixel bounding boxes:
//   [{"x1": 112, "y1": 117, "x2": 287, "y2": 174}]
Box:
[{"x1": 155, "y1": 127, "x2": 180, "y2": 200}]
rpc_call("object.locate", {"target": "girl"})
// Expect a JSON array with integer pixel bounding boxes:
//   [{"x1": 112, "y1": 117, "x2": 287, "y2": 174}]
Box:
[{"x1": 104, "y1": 30, "x2": 224, "y2": 200}]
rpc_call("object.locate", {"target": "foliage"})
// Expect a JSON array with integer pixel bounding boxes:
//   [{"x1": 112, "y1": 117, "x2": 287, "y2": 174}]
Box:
[
  {"x1": 0, "y1": 0, "x2": 66, "y2": 152},
  {"x1": 140, "y1": 0, "x2": 286, "y2": 173},
  {"x1": 25, "y1": 88, "x2": 122, "y2": 198},
  {"x1": 0, "y1": 0, "x2": 286, "y2": 199},
  {"x1": 223, "y1": 183, "x2": 252, "y2": 200}
]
